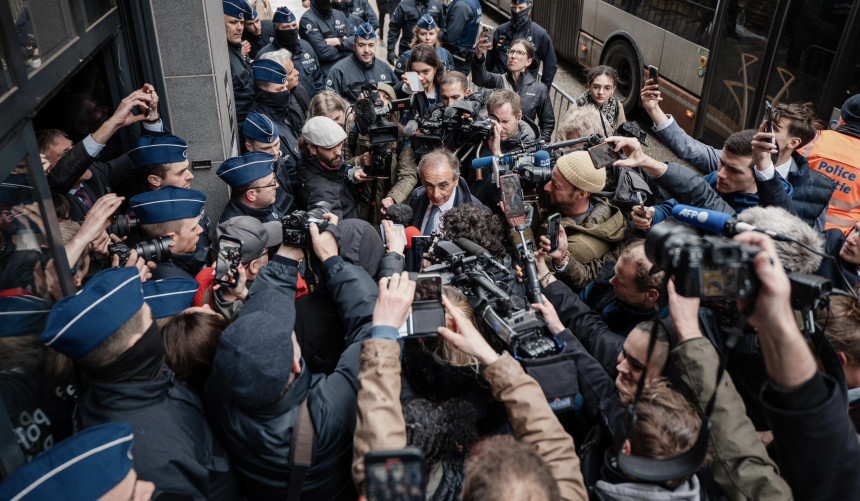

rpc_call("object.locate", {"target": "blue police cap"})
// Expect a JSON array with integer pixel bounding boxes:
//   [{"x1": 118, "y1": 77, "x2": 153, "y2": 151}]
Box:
[
  {"x1": 223, "y1": 0, "x2": 252, "y2": 19},
  {"x1": 356, "y1": 22, "x2": 376, "y2": 40},
  {"x1": 0, "y1": 295, "x2": 50, "y2": 337},
  {"x1": 143, "y1": 277, "x2": 199, "y2": 319},
  {"x1": 243, "y1": 111, "x2": 280, "y2": 144},
  {"x1": 416, "y1": 14, "x2": 437, "y2": 31},
  {"x1": 252, "y1": 58, "x2": 288, "y2": 84},
  {"x1": 217, "y1": 151, "x2": 275, "y2": 188},
  {"x1": 128, "y1": 134, "x2": 188, "y2": 169},
  {"x1": 129, "y1": 186, "x2": 206, "y2": 224},
  {"x1": 42, "y1": 268, "x2": 143, "y2": 359},
  {"x1": 250, "y1": 7, "x2": 259, "y2": 20},
  {"x1": 511, "y1": 0, "x2": 532, "y2": 4},
  {"x1": 0, "y1": 422, "x2": 135, "y2": 500},
  {"x1": 273, "y1": 6, "x2": 296, "y2": 24}
]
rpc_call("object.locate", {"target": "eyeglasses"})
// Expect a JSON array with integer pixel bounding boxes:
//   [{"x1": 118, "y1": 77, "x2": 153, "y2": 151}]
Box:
[
  {"x1": 251, "y1": 181, "x2": 278, "y2": 190},
  {"x1": 590, "y1": 84, "x2": 615, "y2": 92},
  {"x1": 509, "y1": 49, "x2": 528, "y2": 57}
]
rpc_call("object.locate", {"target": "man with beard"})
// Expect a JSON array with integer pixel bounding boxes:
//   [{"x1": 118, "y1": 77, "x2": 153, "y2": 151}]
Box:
[
  {"x1": 224, "y1": 0, "x2": 254, "y2": 128},
  {"x1": 259, "y1": 7, "x2": 326, "y2": 96},
  {"x1": 300, "y1": 0, "x2": 355, "y2": 74},
  {"x1": 242, "y1": 7, "x2": 275, "y2": 59},
  {"x1": 248, "y1": 58, "x2": 304, "y2": 181},
  {"x1": 297, "y1": 116, "x2": 359, "y2": 219},
  {"x1": 485, "y1": 0, "x2": 557, "y2": 87},
  {"x1": 326, "y1": 22, "x2": 396, "y2": 103},
  {"x1": 41, "y1": 267, "x2": 237, "y2": 499}
]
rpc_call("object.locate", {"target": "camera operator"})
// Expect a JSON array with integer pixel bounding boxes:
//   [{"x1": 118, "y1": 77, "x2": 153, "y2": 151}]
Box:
[
  {"x1": 128, "y1": 186, "x2": 205, "y2": 280},
  {"x1": 205, "y1": 213, "x2": 386, "y2": 500},
  {"x1": 473, "y1": 37, "x2": 554, "y2": 141},
  {"x1": 553, "y1": 105, "x2": 603, "y2": 143},
  {"x1": 326, "y1": 23, "x2": 397, "y2": 104},
  {"x1": 298, "y1": 116, "x2": 360, "y2": 219},
  {"x1": 607, "y1": 134, "x2": 795, "y2": 231},
  {"x1": 217, "y1": 151, "x2": 287, "y2": 223},
  {"x1": 348, "y1": 84, "x2": 419, "y2": 225},
  {"x1": 408, "y1": 148, "x2": 486, "y2": 235}
]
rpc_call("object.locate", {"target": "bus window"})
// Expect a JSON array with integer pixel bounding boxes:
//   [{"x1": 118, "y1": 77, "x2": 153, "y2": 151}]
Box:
[{"x1": 601, "y1": 0, "x2": 717, "y2": 46}]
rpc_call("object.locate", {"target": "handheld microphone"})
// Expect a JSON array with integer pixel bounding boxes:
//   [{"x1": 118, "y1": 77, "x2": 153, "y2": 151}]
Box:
[
  {"x1": 386, "y1": 203, "x2": 413, "y2": 226},
  {"x1": 534, "y1": 149, "x2": 551, "y2": 169},
  {"x1": 404, "y1": 226, "x2": 421, "y2": 249},
  {"x1": 670, "y1": 204, "x2": 786, "y2": 241}
]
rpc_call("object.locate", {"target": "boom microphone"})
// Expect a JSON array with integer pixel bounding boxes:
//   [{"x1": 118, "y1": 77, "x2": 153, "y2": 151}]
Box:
[
  {"x1": 455, "y1": 237, "x2": 508, "y2": 271},
  {"x1": 354, "y1": 98, "x2": 377, "y2": 133},
  {"x1": 386, "y1": 203, "x2": 413, "y2": 226},
  {"x1": 403, "y1": 120, "x2": 418, "y2": 139},
  {"x1": 670, "y1": 204, "x2": 786, "y2": 241}
]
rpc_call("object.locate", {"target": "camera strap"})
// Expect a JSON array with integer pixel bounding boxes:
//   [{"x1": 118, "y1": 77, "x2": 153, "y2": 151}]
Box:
[{"x1": 287, "y1": 395, "x2": 316, "y2": 501}]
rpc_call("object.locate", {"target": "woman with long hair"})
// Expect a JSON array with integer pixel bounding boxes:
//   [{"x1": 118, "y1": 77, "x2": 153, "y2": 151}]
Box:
[
  {"x1": 559, "y1": 65, "x2": 627, "y2": 136},
  {"x1": 394, "y1": 14, "x2": 454, "y2": 78},
  {"x1": 400, "y1": 43, "x2": 445, "y2": 122}
]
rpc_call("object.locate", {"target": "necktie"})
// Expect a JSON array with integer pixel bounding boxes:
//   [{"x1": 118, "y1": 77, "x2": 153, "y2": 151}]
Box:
[
  {"x1": 424, "y1": 205, "x2": 441, "y2": 235},
  {"x1": 75, "y1": 188, "x2": 94, "y2": 209}
]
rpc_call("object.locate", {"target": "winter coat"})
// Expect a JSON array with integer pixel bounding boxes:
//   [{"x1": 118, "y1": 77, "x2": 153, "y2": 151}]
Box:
[
  {"x1": 326, "y1": 54, "x2": 397, "y2": 103},
  {"x1": 486, "y1": 19, "x2": 557, "y2": 87},
  {"x1": 228, "y1": 41, "x2": 254, "y2": 128},
  {"x1": 408, "y1": 176, "x2": 487, "y2": 229},
  {"x1": 259, "y1": 38, "x2": 327, "y2": 96},
  {"x1": 471, "y1": 54, "x2": 555, "y2": 141},
  {"x1": 299, "y1": 5, "x2": 355, "y2": 74},
  {"x1": 386, "y1": 0, "x2": 446, "y2": 57},
  {"x1": 297, "y1": 153, "x2": 360, "y2": 220},
  {"x1": 205, "y1": 256, "x2": 377, "y2": 500}
]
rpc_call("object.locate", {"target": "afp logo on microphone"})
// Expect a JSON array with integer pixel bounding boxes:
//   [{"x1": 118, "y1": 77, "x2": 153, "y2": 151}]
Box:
[{"x1": 677, "y1": 207, "x2": 709, "y2": 224}]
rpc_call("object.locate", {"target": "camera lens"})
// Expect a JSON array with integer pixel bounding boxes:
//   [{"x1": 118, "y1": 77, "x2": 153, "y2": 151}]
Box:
[
  {"x1": 133, "y1": 236, "x2": 172, "y2": 264},
  {"x1": 107, "y1": 214, "x2": 140, "y2": 238},
  {"x1": 644, "y1": 222, "x2": 696, "y2": 271}
]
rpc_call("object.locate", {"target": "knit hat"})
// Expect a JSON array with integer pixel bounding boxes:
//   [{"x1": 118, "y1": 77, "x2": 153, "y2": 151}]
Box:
[
  {"x1": 555, "y1": 150, "x2": 606, "y2": 193},
  {"x1": 841, "y1": 94, "x2": 860, "y2": 125}
]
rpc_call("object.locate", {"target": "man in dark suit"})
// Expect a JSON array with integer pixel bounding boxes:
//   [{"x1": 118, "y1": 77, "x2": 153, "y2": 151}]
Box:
[{"x1": 409, "y1": 148, "x2": 487, "y2": 234}]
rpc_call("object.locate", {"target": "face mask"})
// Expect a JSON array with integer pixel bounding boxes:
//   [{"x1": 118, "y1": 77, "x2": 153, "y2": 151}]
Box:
[
  {"x1": 511, "y1": 5, "x2": 531, "y2": 30},
  {"x1": 275, "y1": 28, "x2": 299, "y2": 53},
  {"x1": 315, "y1": 0, "x2": 333, "y2": 16},
  {"x1": 86, "y1": 321, "x2": 165, "y2": 384},
  {"x1": 255, "y1": 88, "x2": 291, "y2": 112}
]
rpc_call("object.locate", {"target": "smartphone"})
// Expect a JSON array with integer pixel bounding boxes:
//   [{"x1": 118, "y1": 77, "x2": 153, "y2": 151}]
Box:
[
  {"x1": 481, "y1": 24, "x2": 494, "y2": 42},
  {"x1": 365, "y1": 448, "x2": 424, "y2": 501},
  {"x1": 405, "y1": 71, "x2": 424, "y2": 93},
  {"x1": 401, "y1": 274, "x2": 445, "y2": 337},
  {"x1": 380, "y1": 223, "x2": 406, "y2": 245},
  {"x1": 648, "y1": 65, "x2": 659, "y2": 85},
  {"x1": 499, "y1": 174, "x2": 526, "y2": 218},
  {"x1": 547, "y1": 213, "x2": 561, "y2": 253},
  {"x1": 588, "y1": 142, "x2": 622, "y2": 170},
  {"x1": 764, "y1": 101, "x2": 774, "y2": 144},
  {"x1": 215, "y1": 236, "x2": 242, "y2": 287}
]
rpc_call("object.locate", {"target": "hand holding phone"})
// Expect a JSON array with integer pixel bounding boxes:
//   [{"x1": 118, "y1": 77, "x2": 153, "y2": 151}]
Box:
[
  {"x1": 546, "y1": 213, "x2": 561, "y2": 252},
  {"x1": 215, "y1": 236, "x2": 243, "y2": 287},
  {"x1": 365, "y1": 449, "x2": 424, "y2": 501},
  {"x1": 648, "y1": 65, "x2": 659, "y2": 86},
  {"x1": 499, "y1": 174, "x2": 526, "y2": 219},
  {"x1": 588, "y1": 141, "x2": 624, "y2": 170},
  {"x1": 400, "y1": 274, "x2": 445, "y2": 337},
  {"x1": 764, "y1": 101, "x2": 774, "y2": 144},
  {"x1": 404, "y1": 72, "x2": 424, "y2": 93}
]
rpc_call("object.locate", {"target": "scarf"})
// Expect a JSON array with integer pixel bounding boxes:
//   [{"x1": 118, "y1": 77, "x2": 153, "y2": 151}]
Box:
[
  {"x1": 86, "y1": 321, "x2": 165, "y2": 384},
  {"x1": 576, "y1": 90, "x2": 619, "y2": 135}
]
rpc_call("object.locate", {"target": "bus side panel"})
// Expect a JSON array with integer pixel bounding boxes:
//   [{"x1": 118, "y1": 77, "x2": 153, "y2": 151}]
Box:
[
  {"x1": 593, "y1": 1, "x2": 664, "y2": 72},
  {"x1": 650, "y1": 75, "x2": 700, "y2": 135},
  {"x1": 660, "y1": 30, "x2": 706, "y2": 97}
]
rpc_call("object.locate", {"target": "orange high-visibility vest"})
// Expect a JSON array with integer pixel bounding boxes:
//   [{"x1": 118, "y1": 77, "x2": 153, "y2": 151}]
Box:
[{"x1": 807, "y1": 130, "x2": 860, "y2": 234}]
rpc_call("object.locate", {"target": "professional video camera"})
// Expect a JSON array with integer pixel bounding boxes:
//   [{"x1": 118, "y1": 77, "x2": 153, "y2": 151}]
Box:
[
  {"x1": 404, "y1": 100, "x2": 495, "y2": 157},
  {"x1": 422, "y1": 236, "x2": 561, "y2": 358},
  {"x1": 645, "y1": 222, "x2": 760, "y2": 300},
  {"x1": 108, "y1": 237, "x2": 173, "y2": 267},
  {"x1": 471, "y1": 134, "x2": 605, "y2": 193},
  {"x1": 107, "y1": 212, "x2": 139, "y2": 238},
  {"x1": 282, "y1": 201, "x2": 332, "y2": 247},
  {"x1": 353, "y1": 83, "x2": 411, "y2": 179}
]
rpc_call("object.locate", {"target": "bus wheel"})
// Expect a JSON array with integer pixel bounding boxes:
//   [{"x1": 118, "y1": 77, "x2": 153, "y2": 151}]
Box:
[{"x1": 601, "y1": 40, "x2": 640, "y2": 116}]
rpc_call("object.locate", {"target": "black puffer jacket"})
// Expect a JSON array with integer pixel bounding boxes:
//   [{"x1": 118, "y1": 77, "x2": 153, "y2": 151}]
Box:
[
  {"x1": 205, "y1": 256, "x2": 377, "y2": 500},
  {"x1": 297, "y1": 153, "x2": 359, "y2": 219}
]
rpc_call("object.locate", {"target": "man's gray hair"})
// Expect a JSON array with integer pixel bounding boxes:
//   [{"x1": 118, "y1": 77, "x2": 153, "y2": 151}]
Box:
[
  {"x1": 260, "y1": 49, "x2": 293, "y2": 68},
  {"x1": 560, "y1": 105, "x2": 604, "y2": 140},
  {"x1": 738, "y1": 206, "x2": 824, "y2": 273},
  {"x1": 418, "y1": 147, "x2": 459, "y2": 179}
]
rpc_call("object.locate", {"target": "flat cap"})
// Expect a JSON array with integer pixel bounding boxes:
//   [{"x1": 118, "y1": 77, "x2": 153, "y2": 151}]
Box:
[{"x1": 301, "y1": 116, "x2": 347, "y2": 148}]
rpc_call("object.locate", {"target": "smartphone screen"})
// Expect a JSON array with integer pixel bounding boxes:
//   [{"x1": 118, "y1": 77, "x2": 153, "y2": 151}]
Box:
[
  {"x1": 405, "y1": 72, "x2": 424, "y2": 93},
  {"x1": 499, "y1": 174, "x2": 526, "y2": 218},
  {"x1": 215, "y1": 236, "x2": 242, "y2": 287},
  {"x1": 379, "y1": 223, "x2": 406, "y2": 245},
  {"x1": 365, "y1": 449, "x2": 424, "y2": 501},
  {"x1": 403, "y1": 274, "x2": 445, "y2": 337},
  {"x1": 547, "y1": 213, "x2": 561, "y2": 252},
  {"x1": 648, "y1": 65, "x2": 659, "y2": 85},
  {"x1": 588, "y1": 142, "x2": 621, "y2": 170}
]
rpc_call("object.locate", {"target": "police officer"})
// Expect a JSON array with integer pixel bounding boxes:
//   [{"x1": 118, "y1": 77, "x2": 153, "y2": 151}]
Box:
[
  {"x1": 223, "y1": 0, "x2": 254, "y2": 128},
  {"x1": 259, "y1": 7, "x2": 326, "y2": 96},
  {"x1": 486, "y1": 0, "x2": 557, "y2": 87},
  {"x1": 217, "y1": 151, "x2": 286, "y2": 223},
  {"x1": 41, "y1": 268, "x2": 238, "y2": 499},
  {"x1": 242, "y1": 7, "x2": 275, "y2": 59},
  {"x1": 386, "y1": 0, "x2": 446, "y2": 63},
  {"x1": 442, "y1": 0, "x2": 482, "y2": 75},
  {"x1": 249, "y1": 58, "x2": 304, "y2": 179},
  {"x1": 244, "y1": 111, "x2": 298, "y2": 212},
  {"x1": 300, "y1": 0, "x2": 356, "y2": 74},
  {"x1": 394, "y1": 14, "x2": 454, "y2": 78},
  {"x1": 334, "y1": 0, "x2": 379, "y2": 31},
  {"x1": 326, "y1": 22, "x2": 397, "y2": 103}
]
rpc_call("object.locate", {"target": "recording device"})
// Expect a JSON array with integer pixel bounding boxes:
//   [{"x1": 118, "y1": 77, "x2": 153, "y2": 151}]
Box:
[
  {"x1": 645, "y1": 222, "x2": 760, "y2": 299},
  {"x1": 380, "y1": 223, "x2": 407, "y2": 246},
  {"x1": 385, "y1": 203, "x2": 413, "y2": 226},
  {"x1": 648, "y1": 65, "x2": 659, "y2": 85},
  {"x1": 353, "y1": 83, "x2": 410, "y2": 179},
  {"x1": 764, "y1": 100, "x2": 774, "y2": 144},
  {"x1": 480, "y1": 24, "x2": 494, "y2": 43},
  {"x1": 404, "y1": 72, "x2": 424, "y2": 93},
  {"x1": 282, "y1": 201, "x2": 332, "y2": 247},
  {"x1": 422, "y1": 237, "x2": 560, "y2": 358},
  {"x1": 670, "y1": 204, "x2": 789, "y2": 241},
  {"x1": 401, "y1": 274, "x2": 446, "y2": 337},
  {"x1": 364, "y1": 448, "x2": 424, "y2": 501},
  {"x1": 403, "y1": 100, "x2": 494, "y2": 154},
  {"x1": 108, "y1": 237, "x2": 173, "y2": 267},
  {"x1": 547, "y1": 213, "x2": 561, "y2": 252},
  {"x1": 107, "y1": 213, "x2": 139, "y2": 238},
  {"x1": 500, "y1": 174, "x2": 526, "y2": 218},
  {"x1": 588, "y1": 141, "x2": 623, "y2": 169},
  {"x1": 215, "y1": 236, "x2": 242, "y2": 287}
]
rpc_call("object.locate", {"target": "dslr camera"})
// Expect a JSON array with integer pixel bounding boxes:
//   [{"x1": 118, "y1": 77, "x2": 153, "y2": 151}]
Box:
[
  {"x1": 108, "y1": 236, "x2": 173, "y2": 267},
  {"x1": 282, "y1": 201, "x2": 333, "y2": 247},
  {"x1": 107, "y1": 212, "x2": 139, "y2": 238},
  {"x1": 645, "y1": 222, "x2": 759, "y2": 299},
  {"x1": 353, "y1": 83, "x2": 410, "y2": 178}
]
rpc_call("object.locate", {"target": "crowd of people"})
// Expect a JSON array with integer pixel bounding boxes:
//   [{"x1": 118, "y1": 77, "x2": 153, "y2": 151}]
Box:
[{"x1": 1, "y1": 0, "x2": 860, "y2": 499}]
